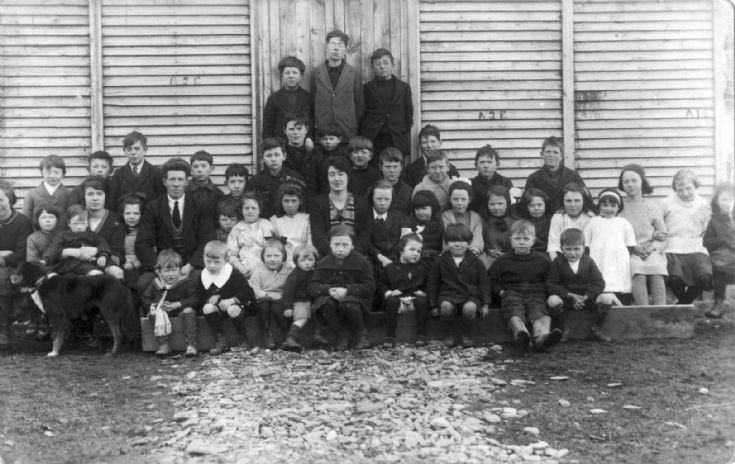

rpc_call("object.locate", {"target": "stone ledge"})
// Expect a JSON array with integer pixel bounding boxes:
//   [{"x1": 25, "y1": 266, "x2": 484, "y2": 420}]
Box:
[{"x1": 140, "y1": 304, "x2": 695, "y2": 352}]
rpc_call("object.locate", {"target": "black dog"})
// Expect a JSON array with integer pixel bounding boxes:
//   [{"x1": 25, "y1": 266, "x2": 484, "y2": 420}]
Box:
[{"x1": 12, "y1": 262, "x2": 135, "y2": 357}]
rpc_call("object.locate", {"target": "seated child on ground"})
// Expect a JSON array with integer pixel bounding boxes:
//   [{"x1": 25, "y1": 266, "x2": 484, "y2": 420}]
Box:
[
  {"x1": 215, "y1": 197, "x2": 240, "y2": 243},
  {"x1": 584, "y1": 189, "x2": 636, "y2": 305},
  {"x1": 440, "y1": 181, "x2": 484, "y2": 256},
  {"x1": 141, "y1": 250, "x2": 200, "y2": 357},
  {"x1": 249, "y1": 238, "x2": 293, "y2": 349},
  {"x1": 226, "y1": 193, "x2": 275, "y2": 278},
  {"x1": 513, "y1": 188, "x2": 551, "y2": 253},
  {"x1": 25, "y1": 204, "x2": 61, "y2": 339},
  {"x1": 43, "y1": 205, "x2": 111, "y2": 276},
  {"x1": 380, "y1": 234, "x2": 429, "y2": 347},
  {"x1": 546, "y1": 228, "x2": 615, "y2": 342},
  {"x1": 547, "y1": 182, "x2": 596, "y2": 261},
  {"x1": 426, "y1": 223, "x2": 491, "y2": 348},
  {"x1": 703, "y1": 182, "x2": 735, "y2": 317},
  {"x1": 280, "y1": 244, "x2": 319, "y2": 352},
  {"x1": 308, "y1": 225, "x2": 375, "y2": 351},
  {"x1": 481, "y1": 185, "x2": 516, "y2": 268},
  {"x1": 489, "y1": 220, "x2": 559, "y2": 353},
  {"x1": 661, "y1": 169, "x2": 713, "y2": 304},
  {"x1": 400, "y1": 189, "x2": 444, "y2": 267},
  {"x1": 198, "y1": 241, "x2": 256, "y2": 355},
  {"x1": 270, "y1": 182, "x2": 312, "y2": 263}
]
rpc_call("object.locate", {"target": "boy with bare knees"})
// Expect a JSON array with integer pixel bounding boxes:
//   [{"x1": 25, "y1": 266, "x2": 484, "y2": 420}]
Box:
[
  {"x1": 546, "y1": 228, "x2": 613, "y2": 342},
  {"x1": 141, "y1": 250, "x2": 200, "y2": 357},
  {"x1": 489, "y1": 220, "x2": 560, "y2": 353},
  {"x1": 198, "y1": 241, "x2": 256, "y2": 355}
]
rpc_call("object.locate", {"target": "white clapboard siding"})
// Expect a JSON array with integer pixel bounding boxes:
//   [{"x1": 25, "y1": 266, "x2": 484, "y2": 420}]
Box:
[
  {"x1": 101, "y1": 0, "x2": 253, "y2": 187},
  {"x1": 0, "y1": 0, "x2": 92, "y2": 201},
  {"x1": 419, "y1": 0, "x2": 563, "y2": 183},
  {"x1": 574, "y1": 0, "x2": 716, "y2": 198}
]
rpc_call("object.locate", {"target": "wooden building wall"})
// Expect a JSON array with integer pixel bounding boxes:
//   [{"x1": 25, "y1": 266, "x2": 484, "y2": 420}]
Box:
[
  {"x1": 0, "y1": 1, "x2": 93, "y2": 191},
  {"x1": 1, "y1": 0, "x2": 733, "y2": 205},
  {"x1": 251, "y1": 0, "x2": 415, "y2": 166}
]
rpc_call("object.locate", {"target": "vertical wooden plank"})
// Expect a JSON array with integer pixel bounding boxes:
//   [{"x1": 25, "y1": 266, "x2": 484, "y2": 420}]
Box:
[
  {"x1": 310, "y1": 0, "x2": 328, "y2": 91},
  {"x1": 713, "y1": 0, "x2": 735, "y2": 182},
  {"x1": 333, "y1": 0, "x2": 344, "y2": 32},
  {"x1": 398, "y1": 0, "x2": 408, "y2": 81},
  {"x1": 388, "y1": 0, "x2": 402, "y2": 75},
  {"x1": 88, "y1": 0, "x2": 104, "y2": 152},
  {"x1": 406, "y1": 0, "x2": 420, "y2": 161},
  {"x1": 250, "y1": 0, "x2": 261, "y2": 165},
  {"x1": 562, "y1": 0, "x2": 575, "y2": 168}
]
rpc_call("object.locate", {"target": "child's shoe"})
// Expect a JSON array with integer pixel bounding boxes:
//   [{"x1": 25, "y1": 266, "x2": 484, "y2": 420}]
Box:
[
  {"x1": 590, "y1": 325, "x2": 612, "y2": 343},
  {"x1": 184, "y1": 344, "x2": 198, "y2": 357},
  {"x1": 335, "y1": 333, "x2": 350, "y2": 351},
  {"x1": 381, "y1": 336, "x2": 396, "y2": 348},
  {"x1": 209, "y1": 333, "x2": 228, "y2": 355},
  {"x1": 560, "y1": 327, "x2": 570, "y2": 343},
  {"x1": 281, "y1": 325, "x2": 303, "y2": 353},
  {"x1": 263, "y1": 331, "x2": 277, "y2": 350},
  {"x1": 513, "y1": 330, "x2": 531, "y2": 354},
  {"x1": 540, "y1": 328, "x2": 563, "y2": 350},
  {"x1": 155, "y1": 336, "x2": 171, "y2": 357},
  {"x1": 24, "y1": 322, "x2": 37, "y2": 338},
  {"x1": 414, "y1": 334, "x2": 427, "y2": 347},
  {"x1": 461, "y1": 336, "x2": 476, "y2": 348},
  {"x1": 353, "y1": 330, "x2": 371, "y2": 350}
]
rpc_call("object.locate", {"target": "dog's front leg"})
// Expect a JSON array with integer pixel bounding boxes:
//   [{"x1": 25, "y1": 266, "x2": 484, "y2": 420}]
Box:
[
  {"x1": 107, "y1": 320, "x2": 121, "y2": 356},
  {"x1": 47, "y1": 313, "x2": 67, "y2": 357}
]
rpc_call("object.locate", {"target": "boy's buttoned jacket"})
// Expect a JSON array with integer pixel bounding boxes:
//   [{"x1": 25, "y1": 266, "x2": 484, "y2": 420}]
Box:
[
  {"x1": 108, "y1": 161, "x2": 166, "y2": 209},
  {"x1": 359, "y1": 76, "x2": 413, "y2": 155},
  {"x1": 426, "y1": 250, "x2": 491, "y2": 307},
  {"x1": 308, "y1": 252, "x2": 375, "y2": 311}
]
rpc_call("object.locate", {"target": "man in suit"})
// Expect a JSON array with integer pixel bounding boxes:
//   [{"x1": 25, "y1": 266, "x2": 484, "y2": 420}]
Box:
[
  {"x1": 360, "y1": 48, "x2": 413, "y2": 166},
  {"x1": 310, "y1": 30, "x2": 364, "y2": 140},
  {"x1": 134, "y1": 157, "x2": 215, "y2": 296},
  {"x1": 108, "y1": 131, "x2": 165, "y2": 212}
]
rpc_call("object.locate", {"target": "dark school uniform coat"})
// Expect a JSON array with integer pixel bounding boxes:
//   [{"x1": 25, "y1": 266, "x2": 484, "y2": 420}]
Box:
[
  {"x1": 311, "y1": 62, "x2": 365, "y2": 140},
  {"x1": 308, "y1": 252, "x2": 375, "y2": 312},
  {"x1": 426, "y1": 250, "x2": 491, "y2": 308},
  {"x1": 135, "y1": 195, "x2": 215, "y2": 271},
  {"x1": 546, "y1": 254, "x2": 605, "y2": 301},
  {"x1": 524, "y1": 165, "x2": 585, "y2": 214},
  {"x1": 359, "y1": 76, "x2": 413, "y2": 155},
  {"x1": 108, "y1": 161, "x2": 165, "y2": 210}
]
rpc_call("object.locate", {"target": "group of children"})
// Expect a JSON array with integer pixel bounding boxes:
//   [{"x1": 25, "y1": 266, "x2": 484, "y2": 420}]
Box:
[{"x1": 2, "y1": 28, "x2": 732, "y2": 356}]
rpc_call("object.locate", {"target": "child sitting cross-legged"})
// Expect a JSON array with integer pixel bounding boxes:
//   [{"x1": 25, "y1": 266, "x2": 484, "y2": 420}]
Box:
[
  {"x1": 141, "y1": 249, "x2": 200, "y2": 357},
  {"x1": 380, "y1": 233, "x2": 429, "y2": 347},
  {"x1": 249, "y1": 238, "x2": 293, "y2": 349},
  {"x1": 198, "y1": 240, "x2": 256, "y2": 355},
  {"x1": 546, "y1": 228, "x2": 616, "y2": 343},
  {"x1": 489, "y1": 219, "x2": 560, "y2": 353},
  {"x1": 427, "y1": 223, "x2": 491, "y2": 348},
  {"x1": 308, "y1": 225, "x2": 375, "y2": 351}
]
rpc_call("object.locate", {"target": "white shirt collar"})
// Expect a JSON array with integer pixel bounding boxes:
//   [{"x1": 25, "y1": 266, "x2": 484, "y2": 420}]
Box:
[
  {"x1": 373, "y1": 210, "x2": 387, "y2": 221},
  {"x1": 168, "y1": 194, "x2": 185, "y2": 212},
  {"x1": 201, "y1": 262, "x2": 233, "y2": 289},
  {"x1": 43, "y1": 182, "x2": 60, "y2": 196}
]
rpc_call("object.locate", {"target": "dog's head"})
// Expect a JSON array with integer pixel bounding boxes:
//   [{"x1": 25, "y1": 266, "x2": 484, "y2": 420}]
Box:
[{"x1": 11, "y1": 261, "x2": 52, "y2": 289}]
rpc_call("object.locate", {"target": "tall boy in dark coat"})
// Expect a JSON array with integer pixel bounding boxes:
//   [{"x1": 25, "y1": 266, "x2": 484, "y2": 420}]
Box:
[
  {"x1": 360, "y1": 48, "x2": 413, "y2": 164},
  {"x1": 108, "y1": 131, "x2": 165, "y2": 210}
]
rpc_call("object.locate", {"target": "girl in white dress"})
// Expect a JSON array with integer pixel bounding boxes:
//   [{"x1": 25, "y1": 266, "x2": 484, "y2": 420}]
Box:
[
  {"x1": 584, "y1": 189, "x2": 637, "y2": 303},
  {"x1": 270, "y1": 182, "x2": 312, "y2": 263},
  {"x1": 226, "y1": 192, "x2": 275, "y2": 278}
]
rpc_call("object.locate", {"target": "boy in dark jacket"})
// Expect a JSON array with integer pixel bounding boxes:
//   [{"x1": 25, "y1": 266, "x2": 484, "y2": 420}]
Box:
[
  {"x1": 308, "y1": 225, "x2": 375, "y2": 351},
  {"x1": 427, "y1": 223, "x2": 491, "y2": 348},
  {"x1": 489, "y1": 220, "x2": 559, "y2": 353},
  {"x1": 197, "y1": 241, "x2": 256, "y2": 355},
  {"x1": 546, "y1": 228, "x2": 613, "y2": 342},
  {"x1": 141, "y1": 250, "x2": 200, "y2": 357}
]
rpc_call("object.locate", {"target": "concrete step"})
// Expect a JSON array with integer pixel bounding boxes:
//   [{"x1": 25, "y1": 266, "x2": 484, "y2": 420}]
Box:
[{"x1": 140, "y1": 304, "x2": 695, "y2": 352}]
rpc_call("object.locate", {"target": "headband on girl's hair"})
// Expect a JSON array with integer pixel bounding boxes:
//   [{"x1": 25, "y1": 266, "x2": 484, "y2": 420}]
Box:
[{"x1": 598, "y1": 190, "x2": 622, "y2": 204}]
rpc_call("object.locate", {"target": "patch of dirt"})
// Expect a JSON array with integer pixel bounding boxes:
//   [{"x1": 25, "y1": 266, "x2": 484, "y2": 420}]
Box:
[{"x1": 0, "y1": 320, "x2": 733, "y2": 463}]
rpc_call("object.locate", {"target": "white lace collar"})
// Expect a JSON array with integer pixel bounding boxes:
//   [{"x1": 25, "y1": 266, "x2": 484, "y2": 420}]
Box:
[{"x1": 201, "y1": 262, "x2": 233, "y2": 289}]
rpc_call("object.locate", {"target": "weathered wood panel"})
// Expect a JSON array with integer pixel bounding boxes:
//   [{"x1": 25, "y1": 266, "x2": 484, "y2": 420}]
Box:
[
  {"x1": 419, "y1": 0, "x2": 563, "y2": 185},
  {"x1": 0, "y1": 0, "x2": 92, "y2": 198},
  {"x1": 101, "y1": 0, "x2": 253, "y2": 188},
  {"x1": 252, "y1": 0, "x2": 412, "y2": 164},
  {"x1": 573, "y1": 0, "x2": 719, "y2": 198}
]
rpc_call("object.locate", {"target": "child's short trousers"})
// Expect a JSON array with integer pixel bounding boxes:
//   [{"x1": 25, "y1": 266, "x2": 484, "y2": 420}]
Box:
[
  {"x1": 501, "y1": 291, "x2": 547, "y2": 324},
  {"x1": 666, "y1": 252, "x2": 712, "y2": 286}
]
